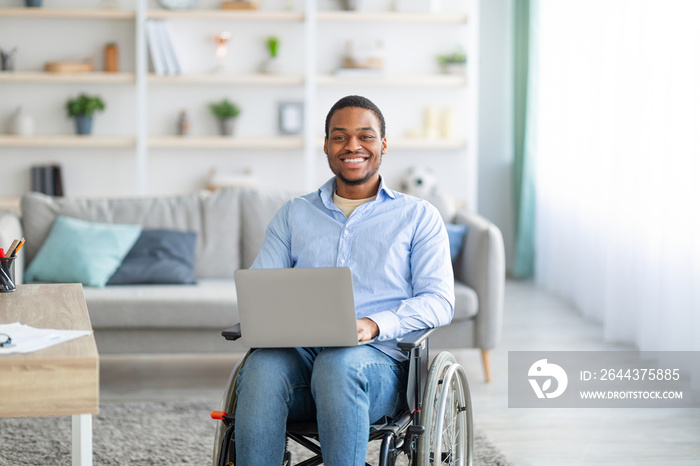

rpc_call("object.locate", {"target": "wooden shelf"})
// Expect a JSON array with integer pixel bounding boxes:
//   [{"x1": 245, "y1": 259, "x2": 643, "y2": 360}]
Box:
[
  {"x1": 0, "y1": 8, "x2": 135, "y2": 19},
  {"x1": 147, "y1": 9, "x2": 303, "y2": 21},
  {"x1": 0, "y1": 7, "x2": 465, "y2": 22},
  {"x1": 317, "y1": 74, "x2": 467, "y2": 87},
  {"x1": 149, "y1": 136, "x2": 304, "y2": 149},
  {"x1": 0, "y1": 71, "x2": 135, "y2": 84},
  {"x1": 148, "y1": 73, "x2": 304, "y2": 85},
  {"x1": 0, "y1": 135, "x2": 136, "y2": 149},
  {"x1": 316, "y1": 11, "x2": 467, "y2": 23}
]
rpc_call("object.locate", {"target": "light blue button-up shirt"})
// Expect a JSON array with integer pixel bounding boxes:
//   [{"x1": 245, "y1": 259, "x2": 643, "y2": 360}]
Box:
[{"x1": 251, "y1": 177, "x2": 455, "y2": 360}]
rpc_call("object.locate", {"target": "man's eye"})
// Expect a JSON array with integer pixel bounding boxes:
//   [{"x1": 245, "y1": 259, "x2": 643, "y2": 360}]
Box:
[{"x1": 362, "y1": 135, "x2": 375, "y2": 140}]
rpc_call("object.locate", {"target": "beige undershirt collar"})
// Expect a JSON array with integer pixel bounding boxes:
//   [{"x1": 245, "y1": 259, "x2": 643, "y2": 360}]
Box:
[{"x1": 332, "y1": 191, "x2": 377, "y2": 217}]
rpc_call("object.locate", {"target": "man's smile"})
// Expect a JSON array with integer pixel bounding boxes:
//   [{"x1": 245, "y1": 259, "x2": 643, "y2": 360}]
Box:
[{"x1": 342, "y1": 156, "x2": 368, "y2": 165}]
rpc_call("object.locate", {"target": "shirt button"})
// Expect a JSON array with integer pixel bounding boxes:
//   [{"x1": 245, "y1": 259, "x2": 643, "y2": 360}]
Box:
[
  {"x1": 344, "y1": 230, "x2": 349, "y2": 236},
  {"x1": 340, "y1": 259, "x2": 345, "y2": 264}
]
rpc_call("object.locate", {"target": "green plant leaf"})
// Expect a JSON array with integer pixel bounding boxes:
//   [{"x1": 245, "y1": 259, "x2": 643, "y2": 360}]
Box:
[
  {"x1": 65, "y1": 93, "x2": 106, "y2": 117},
  {"x1": 209, "y1": 98, "x2": 241, "y2": 119},
  {"x1": 266, "y1": 36, "x2": 280, "y2": 58}
]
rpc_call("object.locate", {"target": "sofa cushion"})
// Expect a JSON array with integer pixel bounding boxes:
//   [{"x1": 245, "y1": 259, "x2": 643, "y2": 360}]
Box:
[
  {"x1": 24, "y1": 215, "x2": 141, "y2": 288},
  {"x1": 82, "y1": 279, "x2": 238, "y2": 329},
  {"x1": 84, "y1": 279, "x2": 476, "y2": 330},
  {"x1": 240, "y1": 188, "x2": 300, "y2": 269},
  {"x1": 445, "y1": 223, "x2": 468, "y2": 262},
  {"x1": 20, "y1": 188, "x2": 241, "y2": 279},
  {"x1": 107, "y1": 229, "x2": 197, "y2": 285},
  {"x1": 454, "y1": 281, "x2": 478, "y2": 321}
]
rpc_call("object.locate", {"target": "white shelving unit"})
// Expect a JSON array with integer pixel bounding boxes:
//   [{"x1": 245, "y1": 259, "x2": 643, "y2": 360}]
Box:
[
  {"x1": 148, "y1": 74, "x2": 304, "y2": 85},
  {"x1": 149, "y1": 136, "x2": 304, "y2": 149},
  {"x1": 0, "y1": 7, "x2": 135, "y2": 19},
  {"x1": 0, "y1": 0, "x2": 478, "y2": 207}
]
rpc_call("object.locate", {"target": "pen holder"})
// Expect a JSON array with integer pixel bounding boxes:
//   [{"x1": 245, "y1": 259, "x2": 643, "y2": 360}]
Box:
[{"x1": 0, "y1": 257, "x2": 16, "y2": 292}]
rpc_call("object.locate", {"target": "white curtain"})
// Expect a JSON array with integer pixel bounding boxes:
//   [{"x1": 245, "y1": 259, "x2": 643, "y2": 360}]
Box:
[{"x1": 532, "y1": 0, "x2": 700, "y2": 350}]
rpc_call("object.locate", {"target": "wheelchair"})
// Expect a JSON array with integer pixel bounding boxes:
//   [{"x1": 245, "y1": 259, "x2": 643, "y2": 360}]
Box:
[{"x1": 211, "y1": 325, "x2": 473, "y2": 466}]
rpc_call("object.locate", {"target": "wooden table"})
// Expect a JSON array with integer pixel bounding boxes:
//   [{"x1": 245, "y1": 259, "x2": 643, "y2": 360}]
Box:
[{"x1": 0, "y1": 283, "x2": 99, "y2": 466}]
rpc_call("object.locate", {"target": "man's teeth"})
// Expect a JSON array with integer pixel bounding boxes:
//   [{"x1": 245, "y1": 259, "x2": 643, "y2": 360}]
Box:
[{"x1": 345, "y1": 158, "x2": 364, "y2": 163}]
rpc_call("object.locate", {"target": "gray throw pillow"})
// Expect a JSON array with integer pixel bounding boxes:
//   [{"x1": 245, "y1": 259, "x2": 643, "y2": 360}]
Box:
[{"x1": 107, "y1": 229, "x2": 197, "y2": 285}]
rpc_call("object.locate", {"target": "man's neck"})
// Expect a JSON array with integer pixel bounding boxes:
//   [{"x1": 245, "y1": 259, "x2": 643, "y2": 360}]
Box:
[{"x1": 335, "y1": 176, "x2": 380, "y2": 200}]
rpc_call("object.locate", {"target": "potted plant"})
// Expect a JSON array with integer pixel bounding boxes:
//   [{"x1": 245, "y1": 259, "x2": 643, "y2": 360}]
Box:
[
  {"x1": 260, "y1": 36, "x2": 280, "y2": 74},
  {"x1": 437, "y1": 50, "x2": 467, "y2": 75},
  {"x1": 210, "y1": 98, "x2": 241, "y2": 136},
  {"x1": 66, "y1": 93, "x2": 106, "y2": 135}
]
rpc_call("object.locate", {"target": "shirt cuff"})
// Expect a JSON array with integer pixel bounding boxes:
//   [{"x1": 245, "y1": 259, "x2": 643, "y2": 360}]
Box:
[{"x1": 367, "y1": 310, "x2": 402, "y2": 341}]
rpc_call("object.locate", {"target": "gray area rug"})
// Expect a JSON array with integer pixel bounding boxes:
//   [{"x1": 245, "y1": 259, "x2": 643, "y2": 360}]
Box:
[{"x1": 0, "y1": 400, "x2": 512, "y2": 465}]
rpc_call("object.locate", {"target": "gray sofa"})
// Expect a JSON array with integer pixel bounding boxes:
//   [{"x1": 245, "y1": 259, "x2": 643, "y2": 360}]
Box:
[{"x1": 0, "y1": 187, "x2": 505, "y2": 380}]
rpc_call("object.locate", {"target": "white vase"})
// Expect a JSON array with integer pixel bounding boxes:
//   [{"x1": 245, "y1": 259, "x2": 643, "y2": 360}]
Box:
[
  {"x1": 8, "y1": 106, "x2": 34, "y2": 136},
  {"x1": 220, "y1": 118, "x2": 236, "y2": 136},
  {"x1": 259, "y1": 56, "x2": 280, "y2": 74},
  {"x1": 342, "y1": 0, "x2": 359, "y2": 10},
  {"x1": 441, "y1": 63, "x2": 466, "y2": 76}
]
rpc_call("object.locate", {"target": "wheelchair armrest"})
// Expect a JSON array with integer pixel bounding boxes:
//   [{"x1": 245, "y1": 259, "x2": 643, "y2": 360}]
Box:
[
  {"x1": 222, "y1": 323, "x2": 242, "y2": 341},
  {"x1": 397, "y1": 328, "x2": 435, "y2": 351}
]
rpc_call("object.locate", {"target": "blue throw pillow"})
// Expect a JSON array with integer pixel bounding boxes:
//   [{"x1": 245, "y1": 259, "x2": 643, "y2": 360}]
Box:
[
  {"x1": 445, "y1": 223, "x2": 468, "y2": 262},
  {"x1": 107, "y1": 229, "x2": 197, "y2": 285},
  {"x1": 24, "y1": 215, "x2": 142, "y2": 288}
]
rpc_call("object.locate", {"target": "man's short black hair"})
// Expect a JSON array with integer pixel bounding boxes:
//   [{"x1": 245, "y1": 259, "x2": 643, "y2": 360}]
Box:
[{"x1": 324, "y1": 95, "x2": 386, "y2": 139}]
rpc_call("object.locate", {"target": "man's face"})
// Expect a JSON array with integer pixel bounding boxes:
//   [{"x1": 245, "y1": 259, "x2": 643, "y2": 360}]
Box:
[{"x1": 324, "y1": 107, "x2": 387, "y2": 193}]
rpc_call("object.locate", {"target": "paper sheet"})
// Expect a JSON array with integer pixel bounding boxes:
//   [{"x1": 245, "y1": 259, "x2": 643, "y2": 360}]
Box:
[{"x1": 0, "y1": 322, "x2": 92, "y2": 354}]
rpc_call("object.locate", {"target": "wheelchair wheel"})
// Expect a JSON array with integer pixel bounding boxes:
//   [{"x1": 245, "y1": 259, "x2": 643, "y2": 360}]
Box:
[
  {"x1": 416, "y1": 351, "x2": 473, "y2": 466},
  {"x1": 213, "y1": 357, "x2": 246, "y2": 466}
]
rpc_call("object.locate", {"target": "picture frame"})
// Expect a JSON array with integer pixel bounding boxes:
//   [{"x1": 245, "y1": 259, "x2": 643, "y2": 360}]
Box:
[{"x1": 278, "y1": 102, "x2": 304, "y2": 135}]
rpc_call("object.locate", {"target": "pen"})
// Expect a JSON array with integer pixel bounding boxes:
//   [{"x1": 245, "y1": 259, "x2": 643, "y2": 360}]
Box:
[
  {"x1": 0, "y1": 265, "x2": 14, "y2": 291},
  {"x1": 0, "y1": 248, "x2": 4, "y2": 259}
]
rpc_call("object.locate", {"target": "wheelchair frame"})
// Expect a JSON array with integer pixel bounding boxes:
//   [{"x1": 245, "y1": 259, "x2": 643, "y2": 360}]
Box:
[{"x1": 211, "y1": 325, "x2": 473, "y2": 466}]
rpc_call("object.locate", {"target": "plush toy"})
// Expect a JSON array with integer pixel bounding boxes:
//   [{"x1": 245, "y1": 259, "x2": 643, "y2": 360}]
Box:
[{"x1": 399, "y1": 165, "x2": 457, "y2": 222}]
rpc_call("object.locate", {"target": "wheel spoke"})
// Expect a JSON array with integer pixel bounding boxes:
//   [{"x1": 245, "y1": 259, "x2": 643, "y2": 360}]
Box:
[{"x1": 417, "y1": 352, "x2": 473, "y2": 466}]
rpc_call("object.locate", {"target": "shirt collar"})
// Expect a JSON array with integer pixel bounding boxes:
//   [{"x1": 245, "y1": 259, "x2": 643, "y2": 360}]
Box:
[{"x1": 319, "y1": 176, "x2": 395, "y2": 208}]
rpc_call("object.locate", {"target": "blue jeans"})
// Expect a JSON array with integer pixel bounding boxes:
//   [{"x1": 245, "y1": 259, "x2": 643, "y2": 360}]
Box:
[{"x1": 234, "y1": 345, "x2": 409, "y2": 466}]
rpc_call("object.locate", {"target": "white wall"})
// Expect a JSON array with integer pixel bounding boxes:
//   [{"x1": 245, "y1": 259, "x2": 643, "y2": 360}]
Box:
[{"x1": 478, "y1": 0, "x2": 515, "y2": 269}]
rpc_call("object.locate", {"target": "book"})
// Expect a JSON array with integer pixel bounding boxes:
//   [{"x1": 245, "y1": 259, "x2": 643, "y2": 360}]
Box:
[
  {"x1": 30, "y1": 165, "x2": 64, "y2": 196},
  {"x1": 159, "y1": 20, "x2": 181, "y2": 75},
  {"x1": 31, "y1": 166, "x2": 43, "y2": 193},
  {"x1": 52, "y1": 164, "x2": 64, "y2": 197},
  {"x1": 146, "y1": 19, "x2": 166, "y2": 75}
]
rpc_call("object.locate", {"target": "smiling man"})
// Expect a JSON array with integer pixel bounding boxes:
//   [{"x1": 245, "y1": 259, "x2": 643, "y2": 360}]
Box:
[
  {"x1": 325, "y1": 102, "x2": 387, "y2": 198},
  {"x1": 233, "y1": 95, "x2": 455, "y2": 466}
]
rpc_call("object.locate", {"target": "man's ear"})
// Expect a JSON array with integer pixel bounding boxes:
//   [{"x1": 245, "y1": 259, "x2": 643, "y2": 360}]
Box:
[
  {"x1": 381, "y1": 138, "x2": 387, "y2": 154},
  {"x1": 323, "y1": 138, "x2": 328, "y2": 155}
]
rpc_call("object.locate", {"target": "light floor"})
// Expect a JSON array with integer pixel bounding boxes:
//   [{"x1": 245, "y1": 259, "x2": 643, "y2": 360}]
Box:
[{"x1": 100, "y1": 280, "x2": 700, "y2": 465}]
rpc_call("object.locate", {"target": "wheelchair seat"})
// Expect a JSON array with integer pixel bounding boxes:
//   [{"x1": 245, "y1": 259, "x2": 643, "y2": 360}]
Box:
[{"x1": 211, "y1": 325, "x2": 473, "y2": 466}]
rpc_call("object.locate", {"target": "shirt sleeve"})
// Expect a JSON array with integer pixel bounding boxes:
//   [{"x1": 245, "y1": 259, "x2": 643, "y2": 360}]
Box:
[
  {"x1": 368, "y1": 203, "x2": 455, "y2": 341},
  {"x1": 251, "y1": 203, "x2": 294, "y2": 270}
]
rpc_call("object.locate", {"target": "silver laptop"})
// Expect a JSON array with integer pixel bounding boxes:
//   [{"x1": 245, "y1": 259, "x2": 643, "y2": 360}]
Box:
[{"x1": 234, "y1": 267, "x2": 373, "y2": 348}]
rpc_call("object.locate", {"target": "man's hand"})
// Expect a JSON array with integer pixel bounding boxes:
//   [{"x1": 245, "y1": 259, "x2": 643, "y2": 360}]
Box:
[{"x1": 357, "y1": 317, "x2": 379, "y2": 341}]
